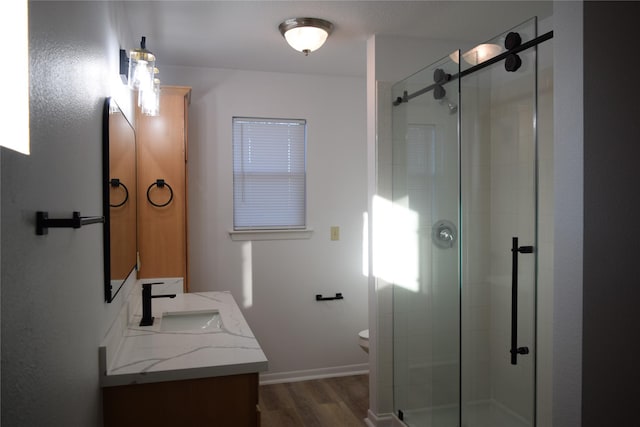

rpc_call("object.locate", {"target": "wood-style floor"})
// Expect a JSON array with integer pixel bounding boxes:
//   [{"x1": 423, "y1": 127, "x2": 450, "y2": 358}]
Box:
[{"x1": 259, "y1": 374, "x2": 369, "y2": 427}]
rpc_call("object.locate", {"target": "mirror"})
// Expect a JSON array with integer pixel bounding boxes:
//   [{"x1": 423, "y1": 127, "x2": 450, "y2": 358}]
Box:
[{"x1": 103, "y1": 98, "x2": 137, "y2": 302}]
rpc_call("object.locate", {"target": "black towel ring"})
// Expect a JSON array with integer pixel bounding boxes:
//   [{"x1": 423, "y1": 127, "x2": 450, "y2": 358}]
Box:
[
  {"x1": 146, "y1": 179, "x2": 174, "y2": 208},
  {"x1": 109, "y1": 178, "x2": 129, "y2": 208}
]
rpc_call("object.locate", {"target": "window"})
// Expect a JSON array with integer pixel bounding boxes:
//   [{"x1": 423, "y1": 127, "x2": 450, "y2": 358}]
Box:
[{"x1": 232, "y1": 117, "x2": 307, "y2": 231}]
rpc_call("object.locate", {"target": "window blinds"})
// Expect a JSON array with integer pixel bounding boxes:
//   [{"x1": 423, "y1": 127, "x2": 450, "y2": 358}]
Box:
[{"x1": 233, "y1": 117, "x2": 306, "y2": 229}]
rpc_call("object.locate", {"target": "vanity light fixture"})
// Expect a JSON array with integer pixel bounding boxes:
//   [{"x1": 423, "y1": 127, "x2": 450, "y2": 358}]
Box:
[
  {"x1": 139, "y1": 78, "x2": 161, "y2": 116},
  {"x1": 120, "y1": 37, "x2": 161, "y2": 116},
  {"x1": 127, "y1": 36, "x2": 156, "y2": 90},
  {"x1": 279, "y1": 17, "x2": 334, "y2": 56},
  {"x1": 119, "y1": 36, "x2": 156, "y2": 91}
]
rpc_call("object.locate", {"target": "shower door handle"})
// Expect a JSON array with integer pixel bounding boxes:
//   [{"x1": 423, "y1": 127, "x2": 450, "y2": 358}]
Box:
[{"x1": 510, "y1": 237, "x2": 533, "y2": 365}]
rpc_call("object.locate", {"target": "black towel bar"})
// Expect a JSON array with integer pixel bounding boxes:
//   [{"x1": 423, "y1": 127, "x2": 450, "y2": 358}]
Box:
[
  {"x1": 315, "y1": 293, "x2": 344, "y2": 301},
  {"x1": 36, "y1": 211, "x2": 104, "y2": 236}
]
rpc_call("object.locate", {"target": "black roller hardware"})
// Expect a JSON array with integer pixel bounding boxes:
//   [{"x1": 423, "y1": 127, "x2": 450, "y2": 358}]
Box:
[
  {"x1": 392, "y1": 31, "x2": 554, "y2": 106},
  {"x1": 433, "y1": 68, "x2": 451, "y2": 85},
  {"x1": 504, "y1": 31, "x2": 523, "y2": 72},
  {"x1": 505, "y1": 31, "x2": 522, "y2": 50},
  {"x1": 505, "y1": 53, "x2": 523, "y2": 72}
]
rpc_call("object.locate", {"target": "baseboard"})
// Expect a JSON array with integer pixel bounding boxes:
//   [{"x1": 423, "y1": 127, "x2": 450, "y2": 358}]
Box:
[
  {"x1": 259, "y1": 363, "x2": 369, "y2": 385},
  {"x1": 391, "y1": 413, "x2": 406, "y2": 426},
  {"x1": 365, "y1": 409, "x2": 393, "y2": 427}
]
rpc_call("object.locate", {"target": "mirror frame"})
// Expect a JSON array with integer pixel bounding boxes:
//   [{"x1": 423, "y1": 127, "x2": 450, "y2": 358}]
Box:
[{"x1": 103, "y1": 97, "x2": 137, "y2": 302}]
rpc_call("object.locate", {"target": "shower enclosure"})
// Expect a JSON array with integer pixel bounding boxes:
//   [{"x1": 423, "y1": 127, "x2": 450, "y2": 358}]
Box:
[{"x1": 390, "y1": 19, "x2": 547, "y2": 427}]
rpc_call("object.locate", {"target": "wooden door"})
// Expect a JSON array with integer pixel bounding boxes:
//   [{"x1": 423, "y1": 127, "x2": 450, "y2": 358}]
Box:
[{"x1": 137, "y1": 86, "x2": 191, "y2": 290}]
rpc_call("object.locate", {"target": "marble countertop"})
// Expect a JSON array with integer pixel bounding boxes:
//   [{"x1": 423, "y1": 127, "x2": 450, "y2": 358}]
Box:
[{"x1": 100, "y1": 290, "x2": 268, "y2": 387}]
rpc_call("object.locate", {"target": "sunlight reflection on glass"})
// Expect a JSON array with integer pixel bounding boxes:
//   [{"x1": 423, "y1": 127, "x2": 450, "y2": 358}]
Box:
[{"x1": 362, "y1": 211, "x2": 369, "y2": 277}]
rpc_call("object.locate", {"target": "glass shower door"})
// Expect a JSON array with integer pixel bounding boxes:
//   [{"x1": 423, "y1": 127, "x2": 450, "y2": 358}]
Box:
[
  {"x1": 391, "y1": 54, "x2": 460, "y2": 427},
  {"x1": 460, "y1": 19, "x2": 538, "y2": 427}
]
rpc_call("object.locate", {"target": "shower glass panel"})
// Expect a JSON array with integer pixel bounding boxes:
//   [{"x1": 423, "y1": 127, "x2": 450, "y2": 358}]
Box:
[
  {"x1": 392, "y1": 54, "x2": 460, "y2": 427},
  {"x1": 460, "y1": 18, "x2": 537, "y2": 427},
  {"x1": 390, "y1": 17, "x2": 540, "y2": 427}
]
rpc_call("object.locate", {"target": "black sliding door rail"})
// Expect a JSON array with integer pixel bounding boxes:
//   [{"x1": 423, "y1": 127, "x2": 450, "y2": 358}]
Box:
[{"x1": 393, "y1": 30, "x2": 553, "y2": 106}]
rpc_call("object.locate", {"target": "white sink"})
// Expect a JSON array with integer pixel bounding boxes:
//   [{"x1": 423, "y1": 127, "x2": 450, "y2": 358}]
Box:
[{"x1": 160, "y1": 310, "x2": 223, "y2": 332}]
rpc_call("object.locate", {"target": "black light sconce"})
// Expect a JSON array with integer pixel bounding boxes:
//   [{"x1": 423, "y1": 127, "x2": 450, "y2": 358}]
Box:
[
  {"x1": 119, "y1": 49, "x2": 129, "y2": 85},
  {"x1": 121, "y1": 36, "x2": 156, "y2": 90}
]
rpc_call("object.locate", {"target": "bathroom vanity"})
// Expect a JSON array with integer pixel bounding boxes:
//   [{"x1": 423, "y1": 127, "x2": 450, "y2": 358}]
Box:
[{"x1": 100, "y1": 287, "x2": 268, "y2": 426}]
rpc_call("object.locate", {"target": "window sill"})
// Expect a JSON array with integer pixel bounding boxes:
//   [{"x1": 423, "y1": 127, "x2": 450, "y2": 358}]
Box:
[{"x1": 228, "y1": 228, "x2": 314, "y2": 241}]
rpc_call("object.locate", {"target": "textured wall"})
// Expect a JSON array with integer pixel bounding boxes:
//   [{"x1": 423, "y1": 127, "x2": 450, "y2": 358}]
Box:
[{"x1": 1, "y1": 2, "x2": 132, "y2": 425}]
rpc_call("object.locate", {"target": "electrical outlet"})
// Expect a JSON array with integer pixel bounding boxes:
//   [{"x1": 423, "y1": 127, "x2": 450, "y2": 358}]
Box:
[{"x1": 330, "y1": 226, "x2": 340, "y2": 241}]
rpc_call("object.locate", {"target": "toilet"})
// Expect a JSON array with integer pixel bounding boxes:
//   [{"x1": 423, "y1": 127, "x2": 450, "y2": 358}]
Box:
[{"x1": 358, "y1": 329, "x2": 369, "y2": 353}]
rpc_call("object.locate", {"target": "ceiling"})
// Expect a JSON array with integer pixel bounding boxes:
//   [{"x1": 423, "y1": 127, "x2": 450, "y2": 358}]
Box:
[{"x1": 121, "y1": 1, "x2": 552, "y2": 77}]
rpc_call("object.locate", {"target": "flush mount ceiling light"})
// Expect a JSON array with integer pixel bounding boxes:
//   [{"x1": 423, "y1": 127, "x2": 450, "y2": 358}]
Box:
[
  {"x1": 462, "y1": 43, "x2": 502, "y2": 65},
  {"x1": 450, "y1": 43, "x2": 502, "y2": 66},
  {"x1": 279, "y1": 17, "x2": 334, "y2": 56}
]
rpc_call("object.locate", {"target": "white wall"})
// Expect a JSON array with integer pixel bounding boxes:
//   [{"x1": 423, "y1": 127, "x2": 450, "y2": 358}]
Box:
[
  {"x1": 552, "y1": 2, "x2": 583, "y2": 426},
  {"x1": 160, "y1": 65, "x2": 369, "y2": 379},
  {"x1": 1, "y1": 2, "x2": 135, "y2": 425}
]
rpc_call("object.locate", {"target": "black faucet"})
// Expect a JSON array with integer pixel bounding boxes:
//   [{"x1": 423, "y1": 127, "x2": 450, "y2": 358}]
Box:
[{"x1": 139, "y1": 282, "x2": 176, "y2": 326}]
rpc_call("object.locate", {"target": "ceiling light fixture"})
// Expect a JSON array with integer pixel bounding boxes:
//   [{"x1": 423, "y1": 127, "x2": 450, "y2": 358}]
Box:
[
  {"x1": 279, "y1": 17, "x2": 334, "y2": 56},
  {"x1": 450, "y1": 43, "x2": 502, "y2": 66}
]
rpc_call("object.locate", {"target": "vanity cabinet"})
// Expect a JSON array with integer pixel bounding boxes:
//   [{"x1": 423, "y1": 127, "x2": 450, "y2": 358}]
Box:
[
  {"x1": 136, "y1": 86, "x2": 191, "y2": 290},
  {"x1": 103, "y1": 372, "x2": 260, "y2": 426},
  {"x1": 100, "y1": 291, "x2": 267, "y2": 427}
]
